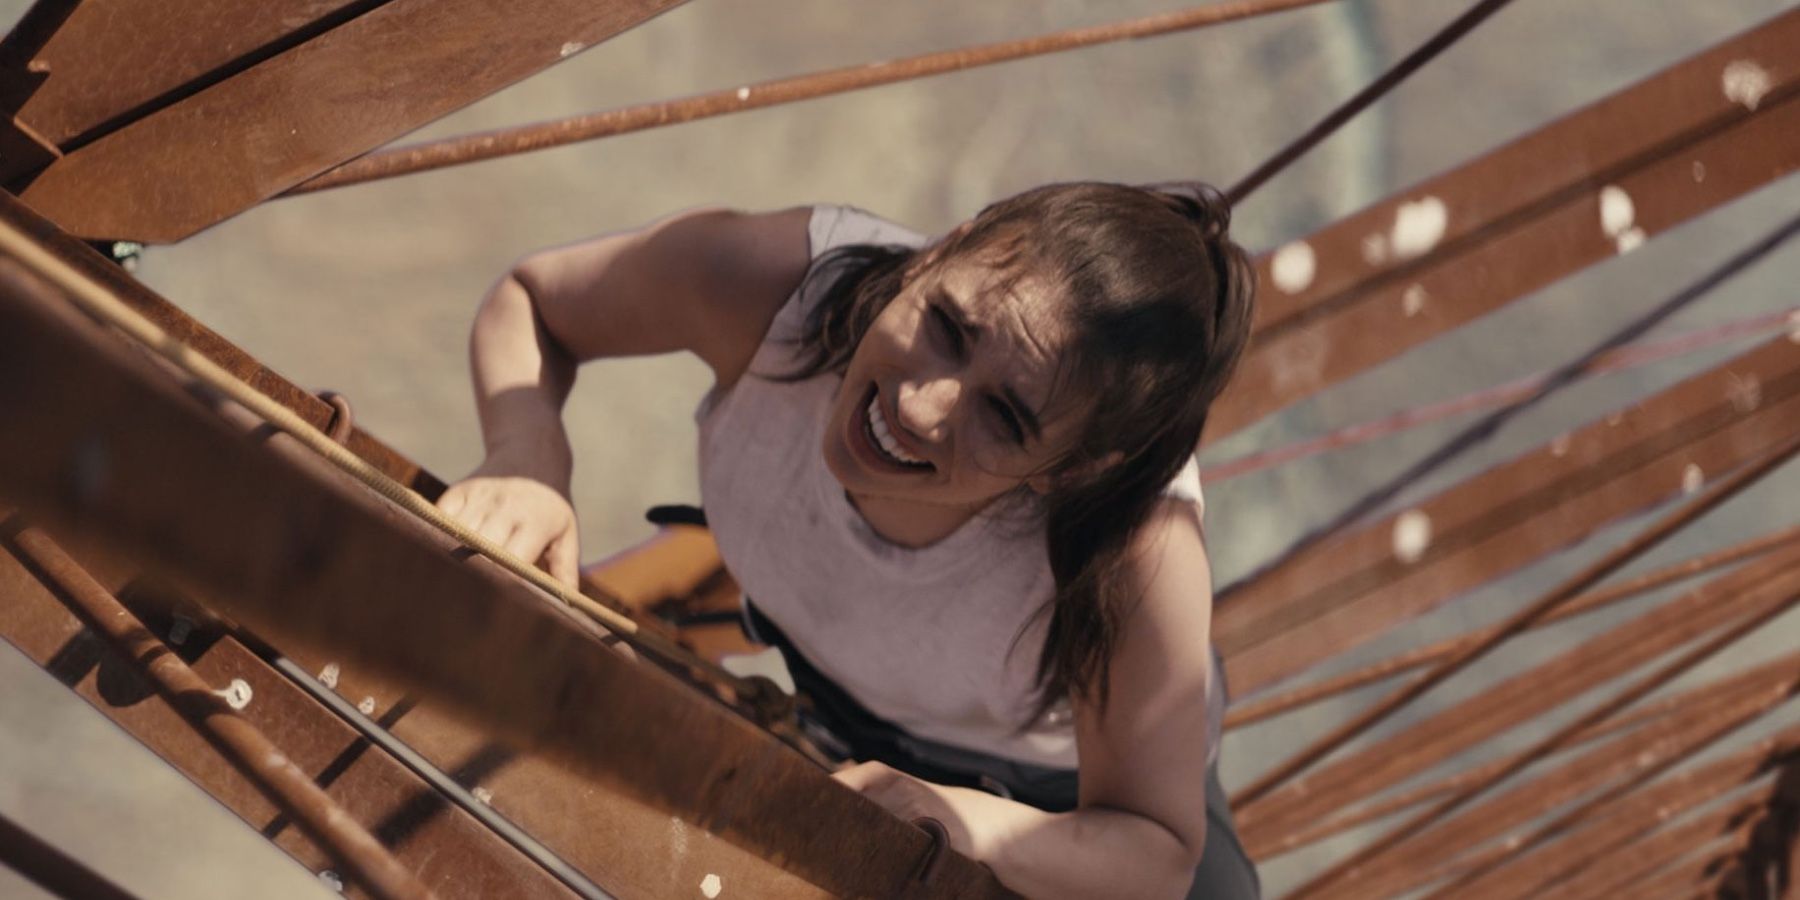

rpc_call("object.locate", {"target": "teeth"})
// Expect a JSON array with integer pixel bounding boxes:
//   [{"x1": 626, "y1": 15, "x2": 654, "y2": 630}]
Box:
[{"x1": 866, "y1": 395, "x2": 928, "y2": 467}]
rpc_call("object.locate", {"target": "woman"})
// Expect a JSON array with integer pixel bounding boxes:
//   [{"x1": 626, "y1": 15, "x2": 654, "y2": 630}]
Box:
[{"x1": 437, "y1": 182, "x2": 1258, "y2": 899}]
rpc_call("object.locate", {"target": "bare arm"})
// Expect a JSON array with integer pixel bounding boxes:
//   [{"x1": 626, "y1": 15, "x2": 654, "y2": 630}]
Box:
[
  {"x1": 838, "y1": 499, "x2": 1217, "y2": 899},
  {"x1": 437, "y1": 206, "x2": 814, "y2": 582}
]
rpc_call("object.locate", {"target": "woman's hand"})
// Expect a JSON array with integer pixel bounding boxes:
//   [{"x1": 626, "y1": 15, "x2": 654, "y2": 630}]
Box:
[
  {"x1": 437, "y1": 463, "x2": 581, "y2": 587},
  {"x1": 833, "y1": 761, "x2": 1021, "y2": 863}
]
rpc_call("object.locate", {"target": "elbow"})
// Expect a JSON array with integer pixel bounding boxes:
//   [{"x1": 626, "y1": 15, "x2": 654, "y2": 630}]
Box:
[{"x1": 1135, "y1": 816, "x2": 1206, "y2": 900}]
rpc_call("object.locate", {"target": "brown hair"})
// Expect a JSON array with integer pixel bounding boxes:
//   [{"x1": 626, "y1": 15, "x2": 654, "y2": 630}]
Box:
[{"x1": 785, "y1": 182, "x2": 1256, "y2": 722}]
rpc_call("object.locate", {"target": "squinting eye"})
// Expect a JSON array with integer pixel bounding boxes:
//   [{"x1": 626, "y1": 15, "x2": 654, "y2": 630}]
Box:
[
  {"x1": 929, "y1": 305, "x2": 965, "y2": 355},
  {"x1": 989, "y1": 398, "x2": 1026, "y2": 444}
]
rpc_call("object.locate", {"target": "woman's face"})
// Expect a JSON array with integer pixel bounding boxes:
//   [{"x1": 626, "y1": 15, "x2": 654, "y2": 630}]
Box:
[{"x1": 822, "y1": 252, "x2": 1084, "y2": 518}]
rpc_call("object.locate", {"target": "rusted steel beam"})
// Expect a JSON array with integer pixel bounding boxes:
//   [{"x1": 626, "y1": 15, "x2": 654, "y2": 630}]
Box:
[
  {"x1": 5, "y1": 523, "x2": 434, "y2": 900},
  {"x1": 1487, "y1": 784, "x2": 1787, "y2": 900},
  {"x1": 1204, "y1": 6, "x2": 1800, "y2": 443},
  {"x1": 1707, "y1": 755, "x2": 1800, "y2": 900},
  {"x1": 1540, "y1": 789, "x2": 1777, "y2": 900},
  {"x1": 1217, "y1": 328, "x2": 1800, "y2": 699},
  {"x1": 1, "y1": 0, "x2": 393, "y2": 154},
  {"x1": 1258, "y1": 647, "x2": 1800, "y2": 860},
  {"x1": 0, "y1": 192, "x2": 438, "y2": 497},
  {"x1": 1236, "y1": 541, "x2": 1800, "y2": 853},
  {"x1": 0, "y1": 0, "x2": 77, "y2": 112},
  {"x1": 1233, "y1": 389, "x2": 1800, "y2": 810},
  {"x1": 1639, "y1": 833, "x2": 1756, "y2": 900},
  {"x1": 1389, "y1": 709, "x2": 1800, "y2": 900},
  {"x1": 1296, "y1": 556, "x2": 1800, "y2": 900},
  {"x1": 1356, "y1": 724, "x2": 1800, "y2": 900},
  {"x1": 13, "y1": 0, "x2": 686, "y2": 242},
  {"x1": 0, "y1": 803, "x2": 142, "y2": 900},
  {"x1": 0, "y1": 253, "x2": 1014, "y2": 899},
  {"x1": 0, "y1": 522, "x2": 592, "y2": 898},
  {"x1": 1202, "y1": 306, "x2": 1800, "y2": 485},
  {"x1": 288, "y1": 0, "x2": 1339, "y2": 195},
  {"x1": 1226, "y1": 524, "x2": 1800, "y2": 729}
]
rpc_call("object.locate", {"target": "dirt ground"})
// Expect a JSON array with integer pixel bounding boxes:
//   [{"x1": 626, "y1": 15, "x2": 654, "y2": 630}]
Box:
[{"x1": 2, "y1": 0, "x2": 1796, "y2": 896}]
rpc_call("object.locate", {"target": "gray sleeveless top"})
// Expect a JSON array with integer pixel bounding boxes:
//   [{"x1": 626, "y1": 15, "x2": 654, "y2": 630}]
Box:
[{"x1": 697, "y1": 205, "x2": 1222, "y2": 769}]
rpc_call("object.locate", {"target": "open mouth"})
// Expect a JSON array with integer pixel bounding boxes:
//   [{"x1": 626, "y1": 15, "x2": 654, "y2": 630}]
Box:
[{"x1": 860, "y1": 385, "x2": 934, "y2": 471}]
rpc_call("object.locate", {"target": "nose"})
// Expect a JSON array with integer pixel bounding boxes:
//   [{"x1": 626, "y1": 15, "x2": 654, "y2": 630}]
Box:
[{"x1": 895, "y1": 375, "x2": 962, "y2": 444}]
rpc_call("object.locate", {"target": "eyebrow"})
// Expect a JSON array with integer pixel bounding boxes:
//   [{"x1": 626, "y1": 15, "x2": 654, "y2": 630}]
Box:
[{"x1": 936, "y1": 287, "x2": 1045, "y2": 442}]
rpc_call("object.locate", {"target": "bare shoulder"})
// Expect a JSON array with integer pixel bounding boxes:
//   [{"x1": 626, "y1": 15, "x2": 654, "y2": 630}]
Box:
[
  {"x1": 1073, "y1": 496, "x2": 1215, "y2": 859},
  {"x1": 510, "y1": 206, "x2": 815, "y2": 388}
]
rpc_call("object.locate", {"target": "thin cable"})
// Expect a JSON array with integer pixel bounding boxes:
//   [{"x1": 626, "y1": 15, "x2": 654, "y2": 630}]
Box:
[
  {"x1": 1225, "y1": 0, "x2": 1520, "y2": 204},
  {"x1": 1220, "y1": 211, "x2": 1800, "y2": 609},
  {"x1": 0, "y1": 215, "x2": 754, "y2": 698},
  {"x1": 266, "y1": 655, "x2": 618, "y2": 900},
  {"x1": 287, "y1": 0, "x2": 1340, "y2": 194}
]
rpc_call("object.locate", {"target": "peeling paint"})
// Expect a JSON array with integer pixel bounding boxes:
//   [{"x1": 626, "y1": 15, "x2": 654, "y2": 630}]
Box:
[
  {"x1": 1727, "y1": 372, "x2": 1762, "y2": 413},
  {"x1": 318, "y1": 662, "x2": 340, "y2": 690},
  {"x1": 214, "y1": 678, "x2": 253, "y2": 711},
  {"x1": 357, "y1": 696, "x2": 377, "y2": 716},
  {"x1": 736, "y1": 86, "x2": 752, "y2": 101},
  {"x1": 701, "y1": 873, "x2": 723, "y2": 898},
  {"x1": 1361, "y1": 232, "x2": 1389, "y2": 265},
  {"x1": 472, "y1": 787, "x2": 494, "y2": 805},
  {"x1": 318, "y1": 870, "x2": 344, "y2": 893},
  {"x1": 1615, "y1": 227, "x2": 1646, "y2": 254},
  {"x1": 1691, "y1": 161, "x2": 1707, "y2": 183},
  {"x1": 1599, "y1": 186, "x2": 1635, "y2": 238},
  {"x1": 1401, "y1": 284, "x2": 1427, "y2": 318},
  {"x1": 1681, "y1": 463, "x2": 1705, "y2": 496},
  {"x1": 559, "y1": 41, "x2": 586, "y2": 59},
  {"x1": 1721, "y1": 59, "x2": 1771, "y2": 110},
  {"x1": 1270, "y1": 241, "x2": 1316, "y2": 294},
  {"x1": 1392, "y1": 510, "x2": 1433, "y2": 564},
  {"x1": 1390, "y1": 196, "x2": 1447, "y2": 260}
]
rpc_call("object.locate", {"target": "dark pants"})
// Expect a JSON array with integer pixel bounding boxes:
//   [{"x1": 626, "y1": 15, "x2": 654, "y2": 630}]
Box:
[{"x1": 745, "y1": 601, "x2": 1261, "y2": 899}]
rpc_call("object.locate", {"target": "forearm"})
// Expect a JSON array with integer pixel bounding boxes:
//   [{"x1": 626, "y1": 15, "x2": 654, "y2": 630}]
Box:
[
  {"x1": 973, "y1": 797, "x2": 1199, "y2": 900},
  {"x1": 469, "y1": 273, "x2": 577, "y2": 487}
]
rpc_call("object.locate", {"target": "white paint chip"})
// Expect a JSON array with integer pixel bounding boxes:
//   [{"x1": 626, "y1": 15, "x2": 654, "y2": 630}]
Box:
[
  {"x1": 318, "y1": 870, "x2": 345, "y2": 893},
  {"x1": 559, "y1": 41, "x2": 585, "y2": 58},
  {"x1": 1361, "y1": 233, "x2": 1389, "y2": 265},
  {"x1": 318, "y1": 662, "x2": 340, "y2": 690},
  {"x1": 700, "y1": 873, "x2": 723, "y2": 898},
  {"x1": 1401, "y1": 284, "x2": 1428, "y2": 318},
  {"x1": 472, "y1": 787, "x2": 494, "y2": 805},
  {"x1": 1691, "y1": 161, "x2": 1707, "y2": 183},
  {"x1": 1681, "y1": 463, "x2": 1705, "y2": 496},
  {"x1": 1727, "y1": 373, "x2": 1762, "y2": 413},
  {"x1": 1390, "y1": 196, "x2": 1448, "y2": 260},
  {"x1": 736, "y1": 86, "x2": 752, "y2": 101},
  {"x1": 1616, "y1": 227, "x2": 1646, "y2": 255},
  {"x1": 1599, "y1": 186, "x2": 1635, "y2": 238},
  {"x1": 1721, "y1": 60, "x2": 1771, "y2": 111},
  {"x1": 214, "y1": 678, "x2": 253, "y2": 711},
  {"x1": 1270, "y1": 241, "x2": 1316, "y2": 294},
  {"x1": 357, "y1": 696, "x2": 377, "y2": 716},
  {"x1": 1392, "y1": 510, "x2": 1433, "y2": 564}
]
